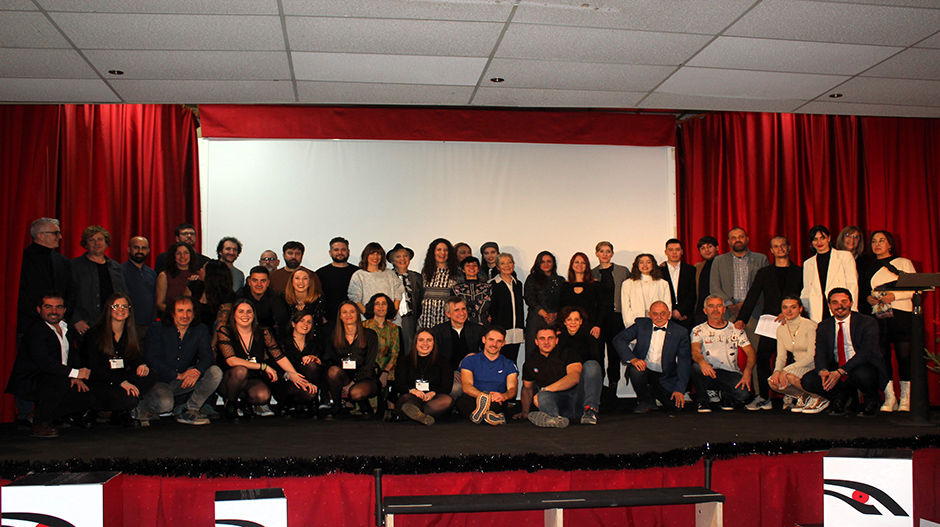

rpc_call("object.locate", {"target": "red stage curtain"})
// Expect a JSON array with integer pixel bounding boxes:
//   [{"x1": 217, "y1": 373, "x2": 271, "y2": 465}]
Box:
[
  {"x1": 199, "y1": 105, "x2": 678, "y2": 147},
  {"x1": 678, "y1": 112, "x2": 940, "y2": 402},
  {"x1": 0, "y1": 105, "x2": 200, "y2": 422}
]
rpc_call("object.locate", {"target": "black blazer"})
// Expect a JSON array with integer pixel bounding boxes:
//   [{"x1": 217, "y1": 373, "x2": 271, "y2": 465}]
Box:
[
  {"x1": 489, "y1": 277, "x2": 524, "y2": 330},
  {"x1": 6, "y1": 320, "x2": 81, "y2": 400},
  {"x1": 17, "y1": 243, "x2": 72, "y2": 334},
  {"x1": 662, "y1": 262, "x2": 697, "y2": 328},
  {"x1": 736, "y1": 262, "x2": 803, "y2": 322},
  {"x1": 814, "y1": 312, "x2": 887, "y2": 384},
  {"x1": 430, "y1": 321, "x2": 484, "y2": 370}
]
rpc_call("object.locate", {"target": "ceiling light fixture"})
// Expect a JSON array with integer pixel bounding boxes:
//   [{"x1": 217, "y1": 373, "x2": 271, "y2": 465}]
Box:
[
  {"x1": 107, "y1": 70, "x2": 125, "y2": 75},
  {"x1": 828, "y1": 93, "x2": 843, "y2": 98},
  {"x1": 490, "y1": 77, "x2": 505, "y2": 83}
]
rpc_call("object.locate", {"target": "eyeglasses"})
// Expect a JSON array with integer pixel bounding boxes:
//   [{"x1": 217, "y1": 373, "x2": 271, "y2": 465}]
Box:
[
  {"x1": 845, "y1": 234, "x2": 860, "y2": 239},
  {"x1": 110, "y1": 304, "x2": 131, "y2": 311},
  {"x1": 260, "y1": 257, "x2": 277, "y2": 262},
  {"x1": 40, "y1": 231, "x2": 62, "y2": 237},
  {"x1": 178, "y1": 231, "x2": 196, "y2": 237}
]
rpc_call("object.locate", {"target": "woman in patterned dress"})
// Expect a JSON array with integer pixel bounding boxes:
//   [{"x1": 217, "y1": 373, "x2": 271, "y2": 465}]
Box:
[{"x1": 418, "y1": 238, "x2": 458, "y2": 329}]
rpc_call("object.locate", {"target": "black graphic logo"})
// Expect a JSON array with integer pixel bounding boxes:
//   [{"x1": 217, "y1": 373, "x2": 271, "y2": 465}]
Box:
[
  {"x1": 1, "y1": 512, "x2": 78, "y2": 527},
  {"x1": 215, "y1": 521, "x2": 266, "y2": 527},
  {"x1": 824, "y1": 479, "x2": 909, "y2": 516}
]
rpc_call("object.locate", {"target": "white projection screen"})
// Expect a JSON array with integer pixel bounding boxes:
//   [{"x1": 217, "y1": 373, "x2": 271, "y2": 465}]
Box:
[{"x1": 199, "y1": 138, "x2": 677, "y2": 277}]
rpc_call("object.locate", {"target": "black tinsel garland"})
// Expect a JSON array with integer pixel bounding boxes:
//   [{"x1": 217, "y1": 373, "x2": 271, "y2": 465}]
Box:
[{"x1": 1, "y1": 434, "x2": 938, "y2": 480}]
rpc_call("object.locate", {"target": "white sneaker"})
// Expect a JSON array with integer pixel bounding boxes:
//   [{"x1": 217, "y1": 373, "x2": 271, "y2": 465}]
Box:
[
  {"x1": 782, "y1": 395, "x2": 798, "y2": 410},
  {"x1": 801, "y1": 396, "x2": 830, "y2": 415},
  {"x1": 790, "y1": 394, "x2": 809, "y2": 413},
  {"x1": 707, "y1": 390, "x2": 720, "y2": 403},
  {"x1": 746, "y1": 396, "x2": 772, "y2": 411}
]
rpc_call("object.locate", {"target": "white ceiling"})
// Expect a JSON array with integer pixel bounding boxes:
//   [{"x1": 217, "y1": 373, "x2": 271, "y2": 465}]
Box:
[{"x1": 2, "y1": 0, "x2": 940, "y2": 117}]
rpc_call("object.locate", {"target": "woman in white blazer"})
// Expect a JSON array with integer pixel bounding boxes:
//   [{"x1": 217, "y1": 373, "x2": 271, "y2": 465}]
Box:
[
  {"x1": 620, "y1": 254, "x2": 672, "y2": 328},
  {"x1": 800, "y1": 225, "x2": 858, "y2": 323}
]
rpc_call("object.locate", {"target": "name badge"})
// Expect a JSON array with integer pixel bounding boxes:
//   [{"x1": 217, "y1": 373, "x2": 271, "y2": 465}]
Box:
[
  {"x1": 415, "y1": 379, "x2": 430, "y2": 391},
  {"x1": 342, "y1": 359, "x2": 356, "y2": 370},
  {"x1": 109, "y1": 358, "x2": 125, "y2": 369}
]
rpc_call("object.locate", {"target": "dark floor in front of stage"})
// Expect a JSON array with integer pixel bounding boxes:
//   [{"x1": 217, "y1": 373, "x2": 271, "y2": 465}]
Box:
[{"x1": 2, "y1": 400, "x2": 937, "y2": 467}]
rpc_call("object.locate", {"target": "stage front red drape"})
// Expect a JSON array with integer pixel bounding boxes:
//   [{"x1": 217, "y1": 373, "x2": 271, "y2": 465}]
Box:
[
  {"x1": 0, "y1": 105, "x2": 200, "y2": 422},
  {"x1": 4, "y1": 449, "x2": 928, "y2": 527},
  {"x1": 678, "y1": 112, "x2": 940, "y2": 402}
]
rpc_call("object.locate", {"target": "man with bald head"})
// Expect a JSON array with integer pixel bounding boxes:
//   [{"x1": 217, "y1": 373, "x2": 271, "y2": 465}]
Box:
[
  {"x1": 259, "y1": 250, "x2": 279, "y2": 273},
  {"x1": 613, "y1": 301, "x2": 692, "y2": 413},
  {"x1": 122, "y1": 236, "x2": 157, "y2": 338}
]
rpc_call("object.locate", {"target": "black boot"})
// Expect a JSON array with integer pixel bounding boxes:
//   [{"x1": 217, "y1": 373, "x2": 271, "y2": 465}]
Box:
[{"x1": 224, "y1": 401, "x2": 239, "y2": 421}]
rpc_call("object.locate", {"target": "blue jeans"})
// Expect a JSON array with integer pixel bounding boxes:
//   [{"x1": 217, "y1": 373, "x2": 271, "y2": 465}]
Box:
[
  {"x1": 537, "y1": 360, "x2": 603, "y2": 419},
  {"x1": 691, "y1": 362, "x2": 750, "y2": 403},
  {"x1": 139, "y1": 365, "x2": 223, "y2": 414}
]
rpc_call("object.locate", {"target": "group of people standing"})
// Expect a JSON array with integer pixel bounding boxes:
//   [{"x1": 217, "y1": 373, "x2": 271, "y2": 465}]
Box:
[{"x1": 7, "y1": 216, "x2": 920, "y2": 437}]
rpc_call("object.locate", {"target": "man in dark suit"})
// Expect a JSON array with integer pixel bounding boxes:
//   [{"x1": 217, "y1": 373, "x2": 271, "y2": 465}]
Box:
[
  {"x1": 613, "y1": 301, "x2": 692, "y2": 413},
  {"x1": 6, "y1": 292, "x2": 94, "y2": 438},
  {"x1": 430, "y1": 297, "x2": 484, "y2": 398},
  {"x1": 735, "y1": 236, "x2": 803, "y2": 410},
  {"x1": 801, "y1": 288, "x2": 887, "y2": 417},
  {"x1": 662, "y1": 238, "x2": 697, "y2": 333}
]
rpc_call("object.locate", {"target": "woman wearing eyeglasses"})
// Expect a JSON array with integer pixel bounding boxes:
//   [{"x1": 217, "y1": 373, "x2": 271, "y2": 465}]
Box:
[{"x1": 83, "y1": 293, "x2": 157, "y2": 427}]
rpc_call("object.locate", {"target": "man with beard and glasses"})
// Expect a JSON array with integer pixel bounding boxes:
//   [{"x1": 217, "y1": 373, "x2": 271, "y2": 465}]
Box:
[
  {"x1": 270, "y1": 241, "x2": 320, "y2": 295},
  {"x1": 216, "y1": 236, "x2": 244, "y2": 291},
  {"x1": 316, "y1": 237, "x2": 359, "y2": 331},
  {"x1": 154, "y1": 223, "x2": 210, "y2": 274},
  {"x1": 122, "y1": 236, "x2": 157, "y2": 339},
  {"x1": 259, "y1": 250, "x2": 280, "y2": 273}
]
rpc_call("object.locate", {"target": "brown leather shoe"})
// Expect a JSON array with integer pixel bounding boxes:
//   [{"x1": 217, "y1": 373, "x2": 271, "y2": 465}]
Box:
[{"x1": 31, "y1": 423, "x2": 58, "y2": 438}]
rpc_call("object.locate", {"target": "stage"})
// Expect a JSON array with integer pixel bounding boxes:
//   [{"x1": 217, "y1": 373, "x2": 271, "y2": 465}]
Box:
[{"x1": 2, "y1": 404, "x2": 939, "y2": 526}]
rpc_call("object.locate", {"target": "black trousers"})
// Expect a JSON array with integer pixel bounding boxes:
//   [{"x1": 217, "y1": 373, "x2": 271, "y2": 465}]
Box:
[
  {"x1": 33, "y1": 372, "x2": 95, "y2": 424},
  {"x1": 801, "y1": 363, "x2": 880, "y2": 403}
]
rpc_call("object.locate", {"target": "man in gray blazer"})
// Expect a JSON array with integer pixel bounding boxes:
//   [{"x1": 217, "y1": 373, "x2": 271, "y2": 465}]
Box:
[{"x1": 709, "y1": 227, "x2": 769, "y2": 322}]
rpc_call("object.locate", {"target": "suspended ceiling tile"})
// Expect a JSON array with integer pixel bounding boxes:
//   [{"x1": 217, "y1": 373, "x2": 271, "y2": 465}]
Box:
[
  {"x1": 0, "y1": 77, "x2": 120, "y2": 102},
  {"x1": 811, "y1": 0, "x2": 940, "y2": 8},
  {"x1": 292, "y1": 52, "x2": 487, "y2": 86},
  {"x1": 287, "y1": 17, "x2": 503, "y2": 56},
  {"x1": 798, "y1": 100, "x2": 940, "y2": 118},
  {"x1": 83, "y1": 50, "x2": 291, "y2": 80},
  {"x1": 0, "y1": 48, "x2": 99, "y2": 78},
  {"x1": 282, "y1": 0, "x2": 513, "y2": 22},
  {"x1": 484, "y1": 58, "x2": 675, "y2": 92},
  {"x1": 825, "y1": 76, "x2": 940, "y2": 107},
  {"x1": 657, "y1": 67, "x2": 849, "y2": 101},
  {"x1": 497, "y1": 24, "x2": 712, "y2": 64},
  {"x1": 913, "y1": 31, "x2": 940, "y2": 48},
  {"x1": 639, "y1": 92, "x2": 805, "y2": 113},
  {"x1": 108, "y1": 79, "x2": 295, "y2": 103},
  {"x1": 36, "y1": 0, "x2": 279, "y2": 15},
  {"x1": 863, "y1": 48, "x2": 940, "y2": 80},
  {"x1": 512, "y1": 0, "x2": 755, "y2": 34},
  {"x1": 727, "y1": 0, "x2": 940, "y2": 46},
  {"x1": 2, "y1": 0, "x2": 38, "y2": 9},
  {"x1": 49, "y1": 13, "x2": 285, "y2": 50},
  {"x1": 297, "y1": 81, "x2": 475, "y2": 105},
  {"x1": 689, "y1": 36, "x2": 902, "y2": 75},
  {"x1": 472, "y1": 86, "x2": 645, "y2": 108},
  {"x1": 0, "y1": 11, "x2": 71, "y2": 48}
]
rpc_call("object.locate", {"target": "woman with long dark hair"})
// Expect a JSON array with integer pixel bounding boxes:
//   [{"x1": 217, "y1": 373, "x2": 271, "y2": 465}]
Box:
[
  {"x1": 217, "y1": 299, "x2": 312, "y2": 420},
  {"x1": 83, "y1": 293, "x2": 157, "y2": 427},
  {"x1": 800, "y1": 225, "x2": 857, "y2": 322},
  {"x1": 418, "y1": 238, "x2": 458, "y2": 329},
  {"x1": 185, "y1": 259, "x2": 235, "y2": 335},
  {"x1": 866, "y1": 230, "x2": 917, "y2": 412},
  {"x1": 560, "y1": 252, "x2": 604, "y2": 339},
  {"x1": 523, "y1": 251, "x2": 564, "y2": 358},
  {"x1": 620, "y1": 254, "x2": 671, "y2": 328},
  {"x1": 326, "y1": 301, "x2": 380, "y2": 417},
  {"x1": 276, "y1": 311, "x2": 332, "y2": 416},
  {"x1": 155, "y1": 241, "x2": 197, "y2": 315},
  {"x1": 394, "y1": 330, "x2": 454, "y2": 425}
]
